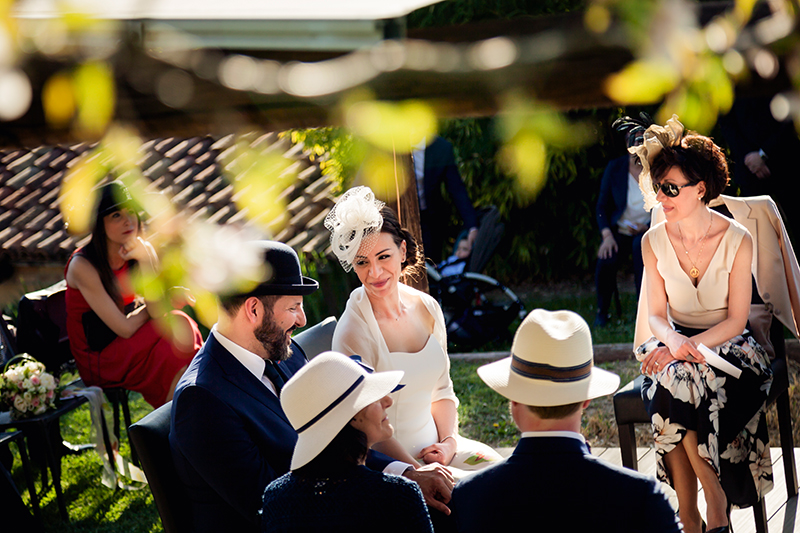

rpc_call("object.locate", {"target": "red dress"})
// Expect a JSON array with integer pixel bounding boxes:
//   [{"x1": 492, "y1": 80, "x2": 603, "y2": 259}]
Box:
[{"x1": 65, "y1": 250, "x2": 202, "y2": 407}]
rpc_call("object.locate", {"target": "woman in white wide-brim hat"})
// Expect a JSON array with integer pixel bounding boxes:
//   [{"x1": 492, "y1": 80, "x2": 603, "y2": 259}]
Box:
[
  {"x1": 326, "y1": 186, "x2": 502, "y2": 476},
  {"x1": 260, "y1": 351, "x2": 433, "y2": 533}
]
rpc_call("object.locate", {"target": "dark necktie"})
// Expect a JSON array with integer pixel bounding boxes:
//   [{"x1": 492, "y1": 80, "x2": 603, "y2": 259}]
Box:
[{"x1": 263, "y1": 361, "x2": 286, "y2": 395}]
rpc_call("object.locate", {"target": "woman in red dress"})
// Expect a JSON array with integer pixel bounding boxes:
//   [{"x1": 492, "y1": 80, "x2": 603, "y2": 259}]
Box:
[{"x1": 65, "y1": 181, "x2": 202, "y2": 407}]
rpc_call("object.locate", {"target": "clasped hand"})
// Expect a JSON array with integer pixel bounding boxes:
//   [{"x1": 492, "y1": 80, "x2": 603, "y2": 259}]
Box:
[
  {"x1": 418, "y1": 437, "x2": 457, "y2": 467},
  {"x1": 404, "y1": 463, "x2": 455, "y2": 515},
  {"x1": 119, "y1": 237, "x2": 157, "y2": 267},
  {"x1": 641, "y1": 334, "x2": 705, "y2": 375}
]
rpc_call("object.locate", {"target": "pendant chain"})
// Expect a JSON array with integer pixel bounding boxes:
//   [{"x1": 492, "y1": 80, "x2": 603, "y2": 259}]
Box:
[{"x1": 678, "y1": 212, "x2": 713, "y2": 279}]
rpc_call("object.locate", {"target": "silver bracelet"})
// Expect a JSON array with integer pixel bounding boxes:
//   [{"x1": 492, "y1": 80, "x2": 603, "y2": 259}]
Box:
[{"x1": 440, "y1": 435, "x2": 455, "y2": 444}]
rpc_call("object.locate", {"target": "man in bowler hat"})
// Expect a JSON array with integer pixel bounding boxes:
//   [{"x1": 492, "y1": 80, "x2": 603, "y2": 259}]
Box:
[
  {"x1": 170, "y1": 241, "x2": 453, "y2": 533},
  {"x1": 447, "y1": 309, "x2": 681, "y2": 533}
]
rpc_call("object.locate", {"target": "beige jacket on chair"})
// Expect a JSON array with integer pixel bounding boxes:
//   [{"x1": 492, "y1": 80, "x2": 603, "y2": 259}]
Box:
[{"x1": 633, "y1": 195, "x2": 800, "y2": 357}]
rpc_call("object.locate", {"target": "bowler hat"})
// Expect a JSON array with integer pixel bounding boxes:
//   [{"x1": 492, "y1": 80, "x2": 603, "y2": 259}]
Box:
[
  {"x1": 478, "y1": 309, "x2": 620, "y2": 406},
  {"x1": 232, "y1": 241, "x2": 318, "y2": 297}
]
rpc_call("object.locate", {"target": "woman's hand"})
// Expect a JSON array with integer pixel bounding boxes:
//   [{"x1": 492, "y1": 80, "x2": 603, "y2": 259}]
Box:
[
  {"x1": 641, "y1": 345, "x2": 676, "y2": 375},
  {"x1": 418, "y1": 436, "x2": 457, "y2": 466},
  {"x1": 119, "y1": 237, "x2": 158, "y2": 270},
  {"x1": 665, "y1": 331, "x2": 705, "y2": 364},
  {"x1": 169, "y1": 286, "x2": 196, "y2": 309}
]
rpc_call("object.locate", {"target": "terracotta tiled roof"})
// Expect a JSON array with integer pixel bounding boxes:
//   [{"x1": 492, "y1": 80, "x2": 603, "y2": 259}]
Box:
[{"x1": 0, "y1": 133, "x2": 336, "y2": 264}]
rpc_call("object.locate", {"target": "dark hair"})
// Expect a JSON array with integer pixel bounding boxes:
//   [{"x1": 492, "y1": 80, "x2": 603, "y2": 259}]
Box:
[
  {"x1": 293, "y1": 423, "x2": 368, "y2": 478},
  {"x1": 219, "y1": 294, "x2": 279, "y2": 317},
  {"x1": 379, "y1": 206, "x2": 424, "y2": 279},
  {"x1": 526, "y1": 401, "x2": 584, "y2": 419},
  {"x1": 80, "y1": 202, "x2": 142, "y2": 309},
  {"x1": 650, "y1": 134, "x2": 730, "y2": 204}
]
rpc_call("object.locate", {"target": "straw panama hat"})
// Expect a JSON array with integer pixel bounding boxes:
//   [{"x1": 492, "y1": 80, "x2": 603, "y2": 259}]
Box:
[
  {"x1": 478, "y1": 309, "x2": 620, "y2": 406},
  {"x1": 281, "y1": 351, "x2": 404, "y2": 470}
]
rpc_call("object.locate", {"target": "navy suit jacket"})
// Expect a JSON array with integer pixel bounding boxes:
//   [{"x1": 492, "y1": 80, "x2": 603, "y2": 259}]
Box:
[
  {"x1": 595, "y1": 155, "x2": 631, "y2": 234},
  {"x1": 419, "y1": 136, "x2": 477, "y2": 261},
  {"x1": 422, "y1": 137, "x2": 477, "y2": 230},
  {"x1": 448, "y1": 436, "x2": 680, "y2": 533},
  {"x1": 170, "y1": 334, "x2": 392, "y2": 533}
]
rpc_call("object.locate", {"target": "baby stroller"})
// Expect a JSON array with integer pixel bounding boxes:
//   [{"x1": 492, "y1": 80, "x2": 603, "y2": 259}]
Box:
[{"x1": 427, "y1": 206, "x2": 526, "y2": 351}]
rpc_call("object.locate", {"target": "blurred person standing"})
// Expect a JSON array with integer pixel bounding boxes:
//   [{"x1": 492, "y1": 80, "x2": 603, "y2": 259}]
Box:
[
  {"x1": 412, "y1": 136, "x2": 478, "y2": 263},
  {"x1": 594, "y1": 116, "x2": 650, "y2": 326}
]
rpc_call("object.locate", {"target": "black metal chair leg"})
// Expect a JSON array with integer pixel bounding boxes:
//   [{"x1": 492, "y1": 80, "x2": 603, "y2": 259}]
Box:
[
  {"x1": 618, "y1": 422, "x2": 638, "y2": 471},
  {"x1": 775, "y1": 390, "x2": 798, "y2": 498},
  {"x1": 120, "y1": 391, "x2": 139, "y2": 466},
  {"x1": 752, "y1": 497, "x2": 767, "y2": 533},
  {"x1": 15, "y1": 436, "x2": 41, "y2": 520}
]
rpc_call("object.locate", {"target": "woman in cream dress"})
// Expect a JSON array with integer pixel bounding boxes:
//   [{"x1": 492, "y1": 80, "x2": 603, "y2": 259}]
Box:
[
  {"x1": 628, "y1": 116, "x2": 772, "y2": 533},
  {"x1": 326, "y1": 187, "x2": 501, "y2": 474}
]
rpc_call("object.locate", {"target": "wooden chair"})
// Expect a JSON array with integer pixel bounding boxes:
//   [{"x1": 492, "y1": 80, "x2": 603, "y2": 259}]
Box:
[{"x1": 612, "y1": 196, "x2": 799, "y2": 533}]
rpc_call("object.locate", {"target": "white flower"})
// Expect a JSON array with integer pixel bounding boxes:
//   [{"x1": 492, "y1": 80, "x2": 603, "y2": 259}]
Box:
[
  {"x1": 720, "y1": 433, "x2": 748, "y2": 464},
  {"x1": 13, "y1": 395, "x2": 27, "y2": 412},
  {"x1": 652, "y1": 414, "x2": 684, "y2": 452},
  {"x1": 40, "y1": 373, "x2": 56, "y2": 390},
  {"x1": 660, "y1": 362, "x2": 704, "y2": 408}
]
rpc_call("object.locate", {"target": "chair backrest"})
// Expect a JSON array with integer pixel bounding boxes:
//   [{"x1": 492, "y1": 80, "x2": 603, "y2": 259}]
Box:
[
  {"x1": 292, "y1": 316, "x2": 337, "y2": 359},
  {"x1": 1, "y1": 316, "x2": 16, "y2": 366},
  {"x1": 128, "y1": 401, "x2": 191, "y2": 533},
  {"x1": 15, "y1": 280, "x2": 73, "y2": 372}
]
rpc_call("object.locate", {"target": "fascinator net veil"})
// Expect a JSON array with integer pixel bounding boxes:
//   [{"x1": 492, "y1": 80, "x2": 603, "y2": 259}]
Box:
[{"x1": 325, "y1": 186, "x2": 385, "y2": 272}]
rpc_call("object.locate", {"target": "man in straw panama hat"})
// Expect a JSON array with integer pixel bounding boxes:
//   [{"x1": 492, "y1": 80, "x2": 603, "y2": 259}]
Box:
[
  {"x1": 170, "y1": 241, "x2": 453, "y2": 533},
  {"x1": 446, "y1": 309, "x2": 680, "y2": 533},
  {"x1": 261, "y1": 351, "x2": 434, "y2": 531}
]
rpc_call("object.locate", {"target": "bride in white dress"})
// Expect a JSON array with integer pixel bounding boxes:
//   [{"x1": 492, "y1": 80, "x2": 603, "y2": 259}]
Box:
[{"x1": 327, "y1": 186, "x2": 501, "y2": 473}]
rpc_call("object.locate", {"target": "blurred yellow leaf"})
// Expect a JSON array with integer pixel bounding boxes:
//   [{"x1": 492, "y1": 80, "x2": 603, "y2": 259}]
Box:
[
  {"x1": 227, "y1": 142, "x2": 296, "y2": 233},
  {"x1": 733, "y1": 0, "x2": 758, "y2": 24},
  {"x1": 584, "y1": 4, "x2": 611, "y2": 34},
  {"x1": 346, "y1": 99, "x2": 437, "y2": 153},
  {"x1": 193, "y1": 289, "x2": 219, "y2": 328},
  {"x1": 103, "y1": 125, "x2": 143, "y2": 173},
  {"x1": 604, "y1": 59, "x2": 680, "y2": 104},
  {"x1": 59, "y1": 152, "x2": 106, "y2": 234},
  {"x1": 42, "y1": 72, "x2": 76, "y2": 127},
  {"x1": 500, "y1": 132, "x2": 547, "y2": 198},
  {"x1": 73, "y1": 61, "x2": 115, "y2": 136},
  {"x1": 358, "y1": 149, "x2": 407, "y2": 202}
]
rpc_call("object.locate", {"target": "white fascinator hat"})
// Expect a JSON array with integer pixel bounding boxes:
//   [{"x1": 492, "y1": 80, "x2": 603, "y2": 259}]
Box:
[{"x1": 324, "y1": 186, "x2": 385, "y2": 272}]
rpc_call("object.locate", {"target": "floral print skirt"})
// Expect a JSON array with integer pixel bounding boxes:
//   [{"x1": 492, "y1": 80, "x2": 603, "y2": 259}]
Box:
[{"x1": 637, "y1": 326, "x2": 773, "y2": 508}]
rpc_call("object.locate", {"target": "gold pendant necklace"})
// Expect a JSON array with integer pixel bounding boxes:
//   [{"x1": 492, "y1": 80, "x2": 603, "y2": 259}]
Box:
[{"x1": 678, "y1": 212, "x2": 713, "y2": 279}]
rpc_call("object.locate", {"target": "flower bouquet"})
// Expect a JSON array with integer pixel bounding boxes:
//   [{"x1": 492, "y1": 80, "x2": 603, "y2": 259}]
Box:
[{"x1": 0, "y1": 354, "x2": 59, "y2": 420}]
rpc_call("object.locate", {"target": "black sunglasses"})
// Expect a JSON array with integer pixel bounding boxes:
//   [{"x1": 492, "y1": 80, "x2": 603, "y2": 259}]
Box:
[{"x1": 653, "y1": 181, "x2": 693, "y2": 198}]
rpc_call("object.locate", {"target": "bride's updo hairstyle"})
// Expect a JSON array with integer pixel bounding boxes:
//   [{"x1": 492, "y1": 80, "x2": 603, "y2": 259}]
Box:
[
  {"x1": 649, "y1": 134, "x2": 730, "y2": 205},
  {"x1": 379, "y1": 205, "x2": 425, "y2": 279}
]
